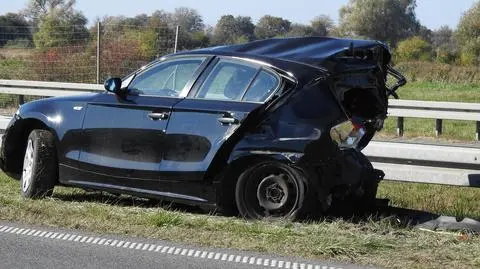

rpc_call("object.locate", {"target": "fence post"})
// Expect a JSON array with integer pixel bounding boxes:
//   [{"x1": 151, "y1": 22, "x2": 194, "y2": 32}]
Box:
[
  {"x1": 476, "y1": 121, "x2": 479, "y2": 141},
  {"x1": 435, "y1": 119, "x2": 442, "y2": 137},
  {"x1": 396, "y1": 117, "x2": 404, "y2": 137},
  {"x1": 18, "y1": 95, "x2": 24, "y2": 106},
  {"x1": 174, "y1": 25, "x2": 180, "y2": 53},
  {"x1": 96, "y1": 21, "x2": 101, "y2": 84}
]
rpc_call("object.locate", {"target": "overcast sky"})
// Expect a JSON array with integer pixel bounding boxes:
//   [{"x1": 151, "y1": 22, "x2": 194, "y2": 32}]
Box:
[{"x1": 1, "y1": 0, "x2": 477, "y2": 30}]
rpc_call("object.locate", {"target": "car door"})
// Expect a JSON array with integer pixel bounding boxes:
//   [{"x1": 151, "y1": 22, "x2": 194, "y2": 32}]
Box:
[
  {"x1": 163, "y1": 57, "x2": 282, "y2": 182},
  {"x1": 72, "y1": 56, "x2": 209, "y2": 191}
]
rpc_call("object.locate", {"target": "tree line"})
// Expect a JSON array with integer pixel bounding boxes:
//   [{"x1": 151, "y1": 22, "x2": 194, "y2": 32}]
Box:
[{"x1": 1, "y1": 0, "x2": 480, "y2": 65}]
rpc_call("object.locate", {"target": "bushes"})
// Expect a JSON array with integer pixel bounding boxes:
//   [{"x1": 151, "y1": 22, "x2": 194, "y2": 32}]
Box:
[
  {"x1": 395, "y1": 61, "x2": 480, "y2": 84},
  {"x1": 29, "y1": 46, "x2": 96, "y2": 83},
  {"x1": 395, "y1": 36, "x2": 432, "y2": 62}
]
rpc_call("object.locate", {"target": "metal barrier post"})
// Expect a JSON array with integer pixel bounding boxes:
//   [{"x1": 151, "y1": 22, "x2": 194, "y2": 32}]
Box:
[
  {"x1": 396, "y1": 117, "x2": 404, "y2": 137},
  {"x1": 435, "y1": 119, "x2": 443, "y2": 137},
  {"x1": 476, "y1": 121, "x2": 479, "y2": 141}
]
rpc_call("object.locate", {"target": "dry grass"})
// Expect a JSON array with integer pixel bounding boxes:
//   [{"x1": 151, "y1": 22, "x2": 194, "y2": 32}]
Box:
[{"x1": 0, "y1": 173, "x2": 479, "y2": 269}]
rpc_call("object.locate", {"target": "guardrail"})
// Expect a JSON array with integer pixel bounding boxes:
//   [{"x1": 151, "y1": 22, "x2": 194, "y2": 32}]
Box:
[
  {"x1": 0, "y1": 80, "x2": 479, "y2": 188},
  {"x1": 389, "y1": 99, "x2": 480, "y2": 140},
  {"x1": 0, "y1": 80, "x2": 103, "y2": 104},
  {"x1": 1, "y1": 80, "x2": 479, "y2": 140},
  {"x1": 363, "y1": 141, "x2": 479, "y2": 188}
]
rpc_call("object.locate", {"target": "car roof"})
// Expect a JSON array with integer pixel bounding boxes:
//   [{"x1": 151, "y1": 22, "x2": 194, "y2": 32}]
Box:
[{"x1": 176, "y1": 37, "x2": 391, "y2": 76}]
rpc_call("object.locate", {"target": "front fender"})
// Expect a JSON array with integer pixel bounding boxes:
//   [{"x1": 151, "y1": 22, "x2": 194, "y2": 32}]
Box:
[{"x1": 1, "y1": 96, "x2": 90, "y2": 176}]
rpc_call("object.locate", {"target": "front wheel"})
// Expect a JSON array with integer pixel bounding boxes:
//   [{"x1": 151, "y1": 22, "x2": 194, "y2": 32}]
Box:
[
  {"x1": 235, "y1": 161, "x2": 310, "y2": 220},
  {"x1": 21, "y1": 129, "x2": 57, "y2": 198}
]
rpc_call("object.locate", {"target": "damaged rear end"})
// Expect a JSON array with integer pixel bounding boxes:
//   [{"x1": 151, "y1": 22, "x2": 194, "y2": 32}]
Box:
[
  {"x1": 227, "y1": 40, "x2": 406, "y2": 216},
  {"x1": 327, "y1": 41, "x2": 405, "y2": 150},
  {"x1": 310, "y1": 41, "x2": 406, "y2": 208}
]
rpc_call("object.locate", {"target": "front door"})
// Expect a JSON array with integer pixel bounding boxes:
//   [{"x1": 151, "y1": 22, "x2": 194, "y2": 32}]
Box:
[{"x1": 72, "y1": 56, "x2": 208, "y2": 193}]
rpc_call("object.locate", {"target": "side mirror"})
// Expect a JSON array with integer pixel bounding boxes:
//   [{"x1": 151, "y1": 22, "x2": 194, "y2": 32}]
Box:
[{"x1": 104, "y1": 78, "x2": 122, "y2": 94}]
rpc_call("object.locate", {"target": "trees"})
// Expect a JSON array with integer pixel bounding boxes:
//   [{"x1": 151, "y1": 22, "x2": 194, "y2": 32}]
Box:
[
  {"x1": 167, "y1": 7, "x2": 207, "y2": 50},
  {"x1": 0, "y1": 13, "x2": 33, "y2": 48},
  {"x1": 311, "y1": 15, "x2": 334, "y2": 36},
  {"x1": 431, "y1": 26, "x2": 457, "y2": 63},
  {"x1": 339, "y1": 0, "x2": 419, "y2": 46},
  {"x1": 254, "y1": 15, "x2": 291, "y2": 39},
  {"x1": 33, "y1": 11, "x2": 88, "y2": 49},
  {"x1": 212, "y1": 15, "x2": 255, "y2": 44},
  {"x1": 456, "y1": 1, "x2": 480, "y2": 65},
  {"x1": 23, "y1": 0, "x2": 75, "y2": 25},
  {"x1": 25, "y1": 0, "x2": 89, "y2": 49},
  {"x1": 286, "y1": 24, "x2": 314, "y2": 37}
]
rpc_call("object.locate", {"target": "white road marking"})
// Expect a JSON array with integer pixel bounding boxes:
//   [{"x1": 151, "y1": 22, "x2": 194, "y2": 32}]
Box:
[{"x1": 0, "y1": 224, "x2": 343, "y2": 269}]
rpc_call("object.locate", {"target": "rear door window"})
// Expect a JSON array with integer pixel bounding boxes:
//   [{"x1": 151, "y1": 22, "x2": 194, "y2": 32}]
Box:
[
  {"x1": 242, "y1": 70, "x2": 279, "y2": 102},
  {"x1": 194, "y1": 59, "x2": 280, "y2": 102}
]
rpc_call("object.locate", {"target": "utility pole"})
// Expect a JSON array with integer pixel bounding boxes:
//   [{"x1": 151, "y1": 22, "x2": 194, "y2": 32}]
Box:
[
  {"x1": 174, "y1": 25, "x2": 180, "y2": 53},
  {"x1": 96, "y1": 21, "x2": 101, "y2": 84}
]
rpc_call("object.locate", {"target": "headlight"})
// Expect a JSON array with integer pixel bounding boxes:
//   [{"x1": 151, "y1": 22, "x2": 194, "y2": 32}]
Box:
[{"x1": 330, "y1": 120, "x2": 366, "y2": 149}]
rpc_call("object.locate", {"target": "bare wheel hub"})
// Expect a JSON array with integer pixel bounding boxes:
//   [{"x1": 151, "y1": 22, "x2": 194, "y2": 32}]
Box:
[{"x1": 256, "y1": 174, "x2": 289, "y2": 210}]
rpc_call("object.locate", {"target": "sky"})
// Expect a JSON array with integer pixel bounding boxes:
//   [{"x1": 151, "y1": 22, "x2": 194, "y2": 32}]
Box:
[{"x1": 1, "y1": 0, "x2": 478, "y2": 30}]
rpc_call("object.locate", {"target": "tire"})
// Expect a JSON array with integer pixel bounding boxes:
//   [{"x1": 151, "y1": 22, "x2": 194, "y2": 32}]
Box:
[
  {"x1": 235, "y1": 161, "x2": 310, "y2": 220},
  {"x1": 20, "y1": 129, "x2": 57, "y2": 199}
]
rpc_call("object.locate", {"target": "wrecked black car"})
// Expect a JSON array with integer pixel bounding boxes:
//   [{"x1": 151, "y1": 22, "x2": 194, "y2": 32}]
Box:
[{"x1": 0, "y1": 37, "x2": 405, "y2": 220}]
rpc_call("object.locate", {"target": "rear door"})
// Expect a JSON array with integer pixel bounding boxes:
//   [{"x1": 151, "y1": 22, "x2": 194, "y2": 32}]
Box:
[
  {"x1": 74, "y1": 56, "x2": 208, "y2": 190},
  {"x1": 163, "y1": 57, "x2": 282, "y2": 181}
]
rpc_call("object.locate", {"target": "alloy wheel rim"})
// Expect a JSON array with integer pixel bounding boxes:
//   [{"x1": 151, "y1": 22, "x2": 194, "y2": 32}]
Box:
[{"x1": 22, "y1": 138, "x2": 34, "y2": 192}]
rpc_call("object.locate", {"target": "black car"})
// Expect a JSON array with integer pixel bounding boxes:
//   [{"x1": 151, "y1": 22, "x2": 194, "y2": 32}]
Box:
[{"x1": 0, "y1": 37, "x2": 405, "y2": 220}]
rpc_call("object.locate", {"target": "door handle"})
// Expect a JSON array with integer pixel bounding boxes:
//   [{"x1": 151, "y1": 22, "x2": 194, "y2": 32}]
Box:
[
  {"x1": 148, "y1": 112, "x2": 169, "y2": 120},
  {"x1": 217, "y1": 117, "x2": 239, "y2": 125}
]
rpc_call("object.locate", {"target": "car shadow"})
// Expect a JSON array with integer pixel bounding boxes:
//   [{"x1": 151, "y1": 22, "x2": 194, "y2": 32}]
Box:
[
  {"x1": 51, "y1": 191, "x2": 480, "y2": 233},
  {"x1": 319, "y1": 199, "x2": 480, "y2": 233}
]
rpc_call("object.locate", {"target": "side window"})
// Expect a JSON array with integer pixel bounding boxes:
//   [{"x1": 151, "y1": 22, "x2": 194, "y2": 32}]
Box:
[
  {"x1": 128, "y1": 57, "x2": 205, "y2": 97},
  {"x1": 242, "y1": 70, "x2": 279, "y2": 102},
  {"x1": 195, "y1": 60, "x2": 257, "y2": 101}
]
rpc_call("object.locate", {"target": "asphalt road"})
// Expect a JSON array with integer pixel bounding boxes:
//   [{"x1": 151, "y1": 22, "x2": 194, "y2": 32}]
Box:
[{"x1": 0, "y1": 221, "x2": 366, "y2": 269}]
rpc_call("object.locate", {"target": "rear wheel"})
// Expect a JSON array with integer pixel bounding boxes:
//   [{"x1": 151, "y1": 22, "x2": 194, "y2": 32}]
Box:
[
  {"x1": 21, "y1": 129, "x2": 57, "y2": 199},
  {"x1": 235, "y1": 161, "x2": 309, "y2": 220}
]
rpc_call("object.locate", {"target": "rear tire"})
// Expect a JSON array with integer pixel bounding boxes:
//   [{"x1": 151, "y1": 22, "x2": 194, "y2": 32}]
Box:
[
  {"x1": 235, "y1": 161, "x2": 310, "y2": 220},
  {"x1": 20, "y1": 129, "x2": 57, "y2": 199}
]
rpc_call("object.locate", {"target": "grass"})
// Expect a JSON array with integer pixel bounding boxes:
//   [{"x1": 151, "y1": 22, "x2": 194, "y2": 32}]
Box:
[
  {"x1": 397, "y1": 81, "x2": 480, "y2": 102},
  {"x1": 378, "y1": 181, "x2": 480, "y2": 220},
  {"x1": 0, "y1": 172, "x2": 479, "y2": 269}
]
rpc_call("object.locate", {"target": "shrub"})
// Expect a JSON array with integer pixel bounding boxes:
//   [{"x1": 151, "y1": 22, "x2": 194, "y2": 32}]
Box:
[
  {"x1": 435, "y1": 48, "x2": 458, "y2": 64},
  {"x1": 395, "y1": 61, "x2": 480, "y2": 84},
  {"x1": 395, "y1": 36, "x2": 432, "y2": 62},
  {"x1": 29, "y1": 46, "x2": 96, "y2": 83}
]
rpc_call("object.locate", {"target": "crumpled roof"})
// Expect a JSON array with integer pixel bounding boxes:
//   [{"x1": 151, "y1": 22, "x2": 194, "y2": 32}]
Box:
[{"x1": 195, "y1": 37, "x2": 392, "y2": 73}]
